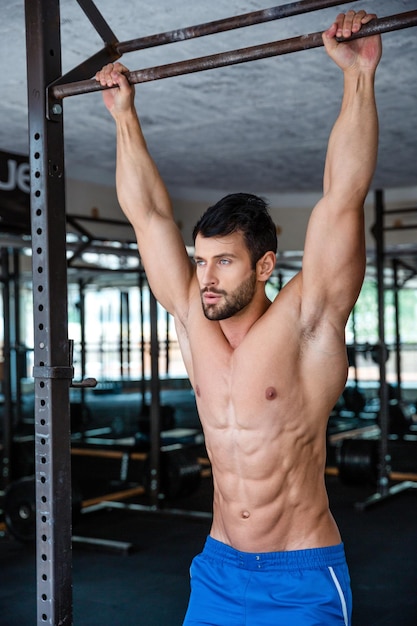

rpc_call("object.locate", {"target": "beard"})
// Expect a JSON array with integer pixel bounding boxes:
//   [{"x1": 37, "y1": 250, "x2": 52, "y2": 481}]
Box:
[{"x1": 201, "y1": 271, "x2": 257, "y2": 320}]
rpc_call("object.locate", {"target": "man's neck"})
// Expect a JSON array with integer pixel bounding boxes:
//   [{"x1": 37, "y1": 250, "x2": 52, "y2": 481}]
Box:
[{"x1": 218, "y1": 294, "x2": 271, "y2": 350}]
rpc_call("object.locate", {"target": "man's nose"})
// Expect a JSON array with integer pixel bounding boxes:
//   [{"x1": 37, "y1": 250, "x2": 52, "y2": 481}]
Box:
[{"x1": 201, "y1": 264, "x2": 217, "y2": 286}]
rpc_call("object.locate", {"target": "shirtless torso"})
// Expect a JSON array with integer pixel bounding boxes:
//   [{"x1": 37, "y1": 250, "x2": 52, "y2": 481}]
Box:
[{"x1": 175, "y1": 238, "x2": 346, "y2": 554}]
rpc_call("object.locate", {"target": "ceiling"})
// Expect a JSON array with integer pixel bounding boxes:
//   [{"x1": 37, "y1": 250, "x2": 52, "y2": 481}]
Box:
[{"x1": 2, "y1": 0, "x2": 417, "y2": 202}]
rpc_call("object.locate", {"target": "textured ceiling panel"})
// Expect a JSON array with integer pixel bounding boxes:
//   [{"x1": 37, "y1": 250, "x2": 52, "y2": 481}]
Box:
[{"x1": 2, "y1": 0, "x2": 416, "y2": 198}]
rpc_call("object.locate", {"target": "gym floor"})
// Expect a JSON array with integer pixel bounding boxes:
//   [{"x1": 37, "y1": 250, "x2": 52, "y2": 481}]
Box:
[
  {"x1": 1, "y1": 388, "x2": 417, "y2": 625},
  {"x1": 1, "y1": 475, "x2": 417, "y2": 625}
]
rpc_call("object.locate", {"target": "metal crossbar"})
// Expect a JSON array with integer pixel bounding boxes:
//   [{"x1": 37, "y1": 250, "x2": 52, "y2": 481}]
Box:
[
  {"x1": 115, "y1": 0, "x2": 357, "y2": 53},
  {"x1": 51, "y1": 10, "x2": 417, "y2": 100}
]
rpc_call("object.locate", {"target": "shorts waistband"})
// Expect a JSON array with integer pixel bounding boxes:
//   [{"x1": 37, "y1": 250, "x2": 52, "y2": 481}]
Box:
[{"x1": 203, "y1": 536, "x2": 347, "y2": 571}]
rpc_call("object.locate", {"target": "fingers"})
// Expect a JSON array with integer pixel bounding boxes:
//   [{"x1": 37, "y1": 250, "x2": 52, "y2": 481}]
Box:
[
  {"x1": 95, "y1": 62, "x2": 130, "y2": 88},
  {"x1": 322, "y1": 9, "x2": 381, "y2": 72},
  {"x1": 333, "y1": 10, "x2": 376, "y2": 39}
]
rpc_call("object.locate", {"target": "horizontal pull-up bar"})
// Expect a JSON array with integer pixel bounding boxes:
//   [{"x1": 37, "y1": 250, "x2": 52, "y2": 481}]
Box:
[
  {"x1": 116, "y1": 0, "x2": 355, "y2": 54},
  {"x1": 57, "y1": 0, "x2": 354, "y2": 86},
  {"x1": 51, "y1": 11, "x2": 417, "y2": 100}
]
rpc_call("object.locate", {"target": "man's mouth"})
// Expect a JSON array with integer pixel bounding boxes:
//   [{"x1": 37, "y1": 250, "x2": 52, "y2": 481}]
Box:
[
  {"x1": 202, "y1": 289, "x2": 224, "y2": 304},
  {"x1": 203, "y1": 292, "x2": 221, "y2": 303}
]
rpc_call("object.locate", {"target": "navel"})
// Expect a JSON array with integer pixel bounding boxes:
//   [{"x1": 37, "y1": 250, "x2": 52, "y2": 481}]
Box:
[
  {"x1": 265, "y1": 386, "x2": 277, "y2": 400},
  {"x1": 241, "y1": 510, "x2": 250, "y2": 519},
  {"x1": 195, "y1": 384, "x2": 201, "y2": 397}
]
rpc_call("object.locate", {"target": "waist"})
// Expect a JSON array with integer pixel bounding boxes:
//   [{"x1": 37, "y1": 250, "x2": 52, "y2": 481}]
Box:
[{"x1": 203, "y1": 536, "x2": 347, "y2": 572}]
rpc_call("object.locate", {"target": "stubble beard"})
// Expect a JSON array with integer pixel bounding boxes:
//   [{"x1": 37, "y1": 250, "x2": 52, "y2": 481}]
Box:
[{"x1": 201, "y1": 272, "x2": 257, "y2": 321}]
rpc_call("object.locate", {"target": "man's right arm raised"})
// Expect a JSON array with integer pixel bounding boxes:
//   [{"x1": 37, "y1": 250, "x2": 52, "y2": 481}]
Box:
[{"x1": 96, "y1": 63, "x2": 194, "y2": 317}]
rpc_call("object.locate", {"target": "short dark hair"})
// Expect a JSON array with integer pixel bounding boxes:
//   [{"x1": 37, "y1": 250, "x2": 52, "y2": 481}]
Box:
[{"x1": 192, "y1": 193, "x2": 278, "y2": 268}]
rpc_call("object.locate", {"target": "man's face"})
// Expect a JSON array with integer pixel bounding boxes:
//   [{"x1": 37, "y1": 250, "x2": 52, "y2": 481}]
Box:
[{"x1": 194, "y1": 232, "x2": 257, "y2": 321}]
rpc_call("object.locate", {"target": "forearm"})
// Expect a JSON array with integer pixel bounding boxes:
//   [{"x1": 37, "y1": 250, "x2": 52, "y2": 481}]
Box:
[
  {"x1": 323, "y1": 68, "x2": 378, "y2": 201},
  {"x1": 115, "y1": 107, "x2": 173, "y2": 232}
]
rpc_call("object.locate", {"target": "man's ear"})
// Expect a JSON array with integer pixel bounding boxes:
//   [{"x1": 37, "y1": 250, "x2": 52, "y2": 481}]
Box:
[{"x1": 256, "y1": 251, "x2": 276, "y2": 282}]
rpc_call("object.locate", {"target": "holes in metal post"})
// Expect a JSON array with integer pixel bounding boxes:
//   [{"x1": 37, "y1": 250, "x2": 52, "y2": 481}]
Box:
[{"x1": 32, "y1": 132, "x2": 52, "y2": 616}]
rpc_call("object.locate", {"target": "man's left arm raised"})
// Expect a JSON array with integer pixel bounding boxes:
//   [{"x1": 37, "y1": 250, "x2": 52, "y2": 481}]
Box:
[{"x1": 300, "y1": 10, "x2": 382, "y2": 329}]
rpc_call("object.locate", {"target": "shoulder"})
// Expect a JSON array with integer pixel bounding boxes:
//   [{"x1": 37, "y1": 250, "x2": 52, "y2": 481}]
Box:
[{"x1": 268, "y1": 272, "x2": 303, "y2": 322}]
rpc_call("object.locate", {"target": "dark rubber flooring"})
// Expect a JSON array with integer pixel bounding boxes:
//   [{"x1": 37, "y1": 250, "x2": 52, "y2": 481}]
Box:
[
  {"x1": 1, "y1": 474, "x2": 417, "y2": 625},
  {"x1": 1, "y1": 389, "x2": 417, "y2": 625}
]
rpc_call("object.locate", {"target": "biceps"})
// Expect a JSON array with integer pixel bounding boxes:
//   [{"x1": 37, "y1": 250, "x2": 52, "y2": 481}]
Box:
[
  {"x1": 134, "y1": 219, "x2": 195, "y2": 316},
  {"x1": 302, "y1": 202, "x2": 366, "y2": 322}
]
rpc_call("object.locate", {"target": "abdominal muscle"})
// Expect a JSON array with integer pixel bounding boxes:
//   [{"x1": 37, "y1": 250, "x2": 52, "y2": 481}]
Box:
[
  {"x1": 201, "y1": 407, "x2": 341, "y2": 554},
  {"x1": 179, "y1": 289, "x2": 345, "y2": 554}
]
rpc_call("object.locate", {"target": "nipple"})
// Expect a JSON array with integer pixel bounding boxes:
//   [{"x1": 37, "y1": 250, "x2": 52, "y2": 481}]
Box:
[
  {"x1": 241, "y1": 510, "x2": 250, "y2": 519},
  {"x1": 265, "y1": 386, "x2": 277, "y2": 400}
]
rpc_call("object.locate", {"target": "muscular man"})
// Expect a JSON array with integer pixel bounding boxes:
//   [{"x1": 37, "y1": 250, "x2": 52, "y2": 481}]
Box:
[{"x1": 96, "y1": 10, "x2": 381, "y2": 625}]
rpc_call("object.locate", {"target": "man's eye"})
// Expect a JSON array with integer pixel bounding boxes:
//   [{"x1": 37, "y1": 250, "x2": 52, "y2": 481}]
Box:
[
  {"x1": 195, "y1": 259, "x2": 205, "y2": 266},
  {"x1": 219, "y1": 259, "x2": 230, "y2": 265}
]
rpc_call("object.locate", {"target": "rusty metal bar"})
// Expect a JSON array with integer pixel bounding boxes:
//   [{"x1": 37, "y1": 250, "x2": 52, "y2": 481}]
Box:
[
  {"x1": 116, "y1": 0, "x2": 354, "y2": 54},
  {"x1": 47, "y1": 0, "x2": 355, "y2": 89},
  {"x1": 51, "y1": 11, "x2": 417, "y2": 100},
  {"x1": 76, "y1": 0, "x2": 118, "y2": 46}
]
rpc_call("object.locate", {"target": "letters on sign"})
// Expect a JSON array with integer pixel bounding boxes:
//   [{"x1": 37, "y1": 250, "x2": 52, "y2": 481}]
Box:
[
  {"x1": 0, "y1": 150, "x2": 31, "y2": 233},
  {"x1": 0, "y1": 158, "x2": 30, "y2": 194}
]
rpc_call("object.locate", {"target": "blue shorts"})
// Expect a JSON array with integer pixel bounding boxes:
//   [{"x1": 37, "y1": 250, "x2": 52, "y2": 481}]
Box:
[{"x1": 183, "y1": 536, "x2": 352, "y2": 626}]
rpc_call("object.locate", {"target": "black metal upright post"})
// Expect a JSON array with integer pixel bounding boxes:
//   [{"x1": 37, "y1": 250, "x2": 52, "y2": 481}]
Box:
[
  {"x1": 125, "y1": 291, "x2": 131, "y2": 379},
  {"x1": 0, "y1": 248, "x2": 13, "y2": 490},
  {"x1": 375, "y1": 189, "x2": 390, "y2": 496},
  {"x1": 357, "y1": 190, "x2": 417, "y2": 510},
  {"x1": 25, "y1": 1, "x2": 74, "y2": 624},
  {"x1": 392, "y1": 259, "x2": 402, "y2": 402},
  {"x1": 12, "y1": 250, "x2": 24, "y2": 425},
  {"x1": 139, "y1": 271, "x2": 146, "y2": 409},
  {"x1": 119, "y1": 291, "x2": 124, "y2": 381},
  {"x1": 78, "y1": 279, "x2": 87, "y2": 410},
  {"x1": 119, "y1": 291, "x2": 130, "y2": 380},
  {"x1": 149, "y1": 289, "x2": 161, "y2": 508}
]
